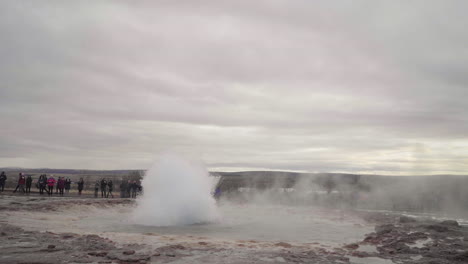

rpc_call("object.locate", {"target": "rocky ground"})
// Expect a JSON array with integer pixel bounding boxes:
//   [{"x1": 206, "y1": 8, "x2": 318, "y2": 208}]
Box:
[{"x1": 1, "y1": 195, "x2": 467, "y2": 264}]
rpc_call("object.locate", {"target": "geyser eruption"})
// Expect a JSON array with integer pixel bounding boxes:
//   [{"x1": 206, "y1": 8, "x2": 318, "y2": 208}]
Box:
[{"x1": 133, "y1": 154, "x2": 219, "y2": 226}]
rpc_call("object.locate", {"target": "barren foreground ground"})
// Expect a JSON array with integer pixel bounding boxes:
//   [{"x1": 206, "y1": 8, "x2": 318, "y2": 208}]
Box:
[{"x1": 1, "y1": 195, "x2": 467, "y2": 264}]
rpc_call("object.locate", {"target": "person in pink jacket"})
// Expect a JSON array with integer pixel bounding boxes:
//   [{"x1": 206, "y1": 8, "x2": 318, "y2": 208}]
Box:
[{"x1": 47, "y1": 176, "x2": 56, "y2": 196}]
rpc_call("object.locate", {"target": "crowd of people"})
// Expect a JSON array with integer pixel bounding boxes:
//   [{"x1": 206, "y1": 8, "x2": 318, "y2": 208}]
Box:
[
  {"x1": 119, "y1": 180, "x2": 142, "y2": 198},
  {"x1": 0, "y1": 171, "x2": 142, "y2": 198}
]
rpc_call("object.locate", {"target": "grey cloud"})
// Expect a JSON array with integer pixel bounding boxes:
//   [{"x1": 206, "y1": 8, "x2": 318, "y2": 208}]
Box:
[{"x1": 0, "y1": 1, "x2": 467, "y2": 174}]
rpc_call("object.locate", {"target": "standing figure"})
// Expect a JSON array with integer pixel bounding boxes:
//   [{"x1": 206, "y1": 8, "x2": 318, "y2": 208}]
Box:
[
  {"x1": 77, "y1": 178, "x2": 84, "y2": 195},
  {"x1": 100, "y1": 178, "x2": 107, "y2": 198},
  {"x1": 126, "y1": 180, "x2": 132, "y2": 198},
  {"x1": 0, "y1": 172, "x2": 6, "y2": 192},
  {"x1": 13, "y1": 173, "x2": 26, "y2": 194},
  {"x1": 38, "y1": 174, "x2": 47, "y2": 195},
  {"x1": 64, "y1": 178, "x2": 71, "y2": 194},
  {"x1": 107, "y1": 180, "x2": 114, "y2": 198},
  {"x1": 25, "y1": 175, "x2": 32, "y2": 193},
  {"x1": 119, "y1": 180, "x2": 126, "y2": 198},
  {"x1": 131, "y1": 181, "x2": 137, "y2": 198},
  {"x1": 47, "y1": 176, "x2": 56, "y2": 196},
  {"x1": 57, "y1": 177, "x2": 65, "y2": 196},
  {"x1": 13, "y1": 173, "x2": 24, "y2": 193},
  {"x1": 55, "y1": 178, "x2": 60, "y2": 194},
  {"x1": 94, "y1": 181, "x2": 99, "y2": 198}
]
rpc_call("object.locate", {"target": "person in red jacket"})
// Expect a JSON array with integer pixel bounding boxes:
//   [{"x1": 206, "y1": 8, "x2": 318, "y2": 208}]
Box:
[
  {"x1": 13, "y1": 173, "x2": 26, "y2": 194},
  {"x1": 47, "y1": 176, "x2": 56, "y2": 196}
]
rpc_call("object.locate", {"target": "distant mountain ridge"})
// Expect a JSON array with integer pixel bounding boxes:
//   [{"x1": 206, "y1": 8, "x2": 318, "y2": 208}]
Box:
[{"x1": 1, "y1": 168, "x2": 466, "y2": 178}]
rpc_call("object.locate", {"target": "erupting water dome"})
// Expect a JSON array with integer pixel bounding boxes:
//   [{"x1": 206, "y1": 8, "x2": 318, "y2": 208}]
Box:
[{"x1": 133, "y1": 154, "x2": 219, "y2": 226}]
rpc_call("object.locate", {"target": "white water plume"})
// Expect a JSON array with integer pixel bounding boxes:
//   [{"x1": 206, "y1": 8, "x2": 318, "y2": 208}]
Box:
[{"x1": 133, "y1": 154, "x2": 219, "y2": 226}]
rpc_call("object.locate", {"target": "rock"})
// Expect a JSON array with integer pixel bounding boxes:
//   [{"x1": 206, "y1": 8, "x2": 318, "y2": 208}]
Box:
[
  {"x1": 123, "y1": 250, "x2": 136, "y2": 255},
  {"x1": 62, "y1": 234, "x2": 77, "y2": 239},
  {"x1": 72, "y1": 259, "x2": 94, "y2": 263},
  {"x1": 47, "y1": 245, "x2": 56, "y2": 249},
  {"x1": 375, "y1": 224, "x2": 395, "y2": 235},
  {"x1": 343, "y1": 243, "x2": 359, "y2": 250},
  {"x1": 88, "y1": 251, "x2": 108, "y2": 257},
  {"x1": 153, "y1": 252, "x2": 161, "y2": 256},
  {"x1": 440, "y1": 220, "x2": 459, "y2": 227},
  {"x1": 166, "y1": 253, "x2": 176, "y2": 257},
  {"x1": 386, "y1": 242, "x2": 411, "y2": 254},
  {"x1": 425, "y1": 224, "x2": 449, "y2": 232},
  {"x1": 275, "y1": 242, "x2": 292, "y2": 248},
  {"x1": 451, "y1": 251, "x2": 468, "y2": 261},
  {"x1": 170, "y1": 244, "x2": 185, "y2": 250},
  {"x1": 112, "y1": 253, "x2": 151, "y2": 262},
  {"x1": 399, "y1": 216, "x2": 417, "y2": 223}
]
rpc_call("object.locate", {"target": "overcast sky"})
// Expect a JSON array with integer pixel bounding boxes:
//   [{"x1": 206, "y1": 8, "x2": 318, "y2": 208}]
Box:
[{"x1": 1, "y1": 1, "x2": 467, "y2": 175}]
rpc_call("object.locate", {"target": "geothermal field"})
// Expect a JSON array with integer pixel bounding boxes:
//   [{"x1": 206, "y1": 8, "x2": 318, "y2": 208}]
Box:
[
  {"x1": 2, "y1": 1, "x2": 468, "y2": 264},
  {"x1": 1, "y1": 156, "x2": 468, "y2": 264}
]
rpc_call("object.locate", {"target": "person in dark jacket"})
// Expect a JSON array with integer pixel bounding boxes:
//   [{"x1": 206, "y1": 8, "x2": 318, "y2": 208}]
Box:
[
  {"x1": 131, "y1": 181, "x2": 138, "y2": 198},
  {"x1": 126, "y1": 180, "x2": 132, "y2": 198},
  {"x1": 77, "y1": 178, "x2": 84, "y2": 195},
  {"x1": 64, "y1": 178, "x2": 71, "y2": 194},
  {"x1": 100, "y1": 179, "x2": 107, "y2": 198},
  {"x1": 0, "y1": 172, "x2": 6, "y2": 192},
  {"x1": 38, "y1": 174, "x2": 47, "y2": 195},
  {"x1": 25, "y1": 175, "x2": 32, "y2": 193},
  {"x1": 119, "y1": 180, "x2": 127, "y2": 198},
  {"x1": 55, "y1": 178, "x2": 60, "y2": 194},
  {"x1": 107, "y1": 180, "x2": 114, "y2": 198},
  {"x1": 94, "y1": 181, "x2": 99, "y2": 198},
  {"x1": 57, "y1": 177, "x2": 65, "y2": 196}
]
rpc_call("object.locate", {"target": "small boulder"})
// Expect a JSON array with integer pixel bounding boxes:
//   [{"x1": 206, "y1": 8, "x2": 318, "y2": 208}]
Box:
[
  {"x1": 399, "y1": 216, "x2": 417, "y2": 223},
  {"x1": 123, "y1": 250, "x2": 135, "y2": 255},
  {"x1": 343, "y1": 243, "x2": 359, "y2": 250},
  {"x1": 375, "y1": 224, "x2": 396, "y2": 235},
  {"x1": 425, "y1": 224, "x2": 449, "y2": 232},
  {"x1": 440, "y1": 220, "x2": 459, "y2": 227},
  {"x1": 275, "y1": 242, "x2": 292, "y2": 248},
  {"x1": 88, "y1": 251, "x2": 108, "y2": 257}
]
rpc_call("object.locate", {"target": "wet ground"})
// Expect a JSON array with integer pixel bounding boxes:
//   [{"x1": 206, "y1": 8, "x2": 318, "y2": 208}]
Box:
[{"x1": 1, "y1": 194, "x2": 468, "y2": 263}]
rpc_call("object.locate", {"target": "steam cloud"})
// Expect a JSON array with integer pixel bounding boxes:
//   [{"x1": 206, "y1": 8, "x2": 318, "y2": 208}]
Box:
[{"x1": 133, "y1": 154, "x2": 219, "y2": 226}]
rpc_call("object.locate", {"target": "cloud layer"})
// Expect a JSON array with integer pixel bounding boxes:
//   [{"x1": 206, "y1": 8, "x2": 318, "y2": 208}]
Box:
[{"x1": 1, "y1": 1, "x2": 467, "y2": 174}]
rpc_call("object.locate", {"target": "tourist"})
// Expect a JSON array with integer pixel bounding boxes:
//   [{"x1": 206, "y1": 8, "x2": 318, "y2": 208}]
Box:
[
  {"x1": 100, "y1": 178, "x2": 107, "y2": 198},
  {"x1": 57, "y1": 177, "x2": 65, "y2": 196},
  {"x1": 77, "y1": 178, "x2": 84, "y2": 195},
  {"x1": 55, "y1": 178, "x2": 60, "y2": 194},
  {"x1": 94, "y1": 181, "x2": 99, "y2": 198},
  {"x1": 38, "y1": 174, "x2": 47, "y2": 195},
  {"x1": 131, "y1": 181, "x2": 138, "y2": 198},
  {"x1": 65, "y1": 178, "x2": 71, "y2": 194},
  {"x1": 13, "y1": 173, "x2": 26, "y2": 194},
  {"x1": 119, "y1": 180, "x2": 126, "y2": 198},
  {"x1": 25, "y1": 175, "x2": 32, "y2": 193},
  {"x1": 47, "y1": 176, "x2": 56, "y2": 196},
  {"x1": 0, "y1": 171, "x2": 6, "y2": 192},
  {"x1": 107, "y1": 180, "x2": 114, "y2": 198},
  {"x1": 126, "y1": 180, "x2": 132, "y2": 198}
]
